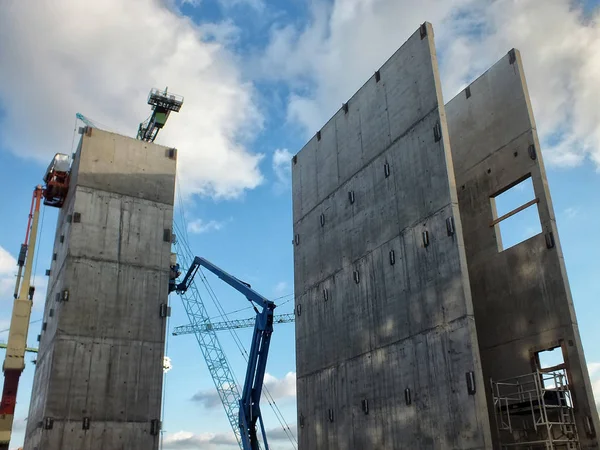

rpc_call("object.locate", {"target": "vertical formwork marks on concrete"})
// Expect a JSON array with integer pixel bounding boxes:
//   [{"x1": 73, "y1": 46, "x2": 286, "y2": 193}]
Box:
[{"x1": 292, "y1": 22, "x2": 492, "y2": 450}]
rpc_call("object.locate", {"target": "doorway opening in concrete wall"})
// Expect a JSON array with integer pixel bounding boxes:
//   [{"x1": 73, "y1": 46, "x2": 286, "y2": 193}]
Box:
[{"x1": 490, "y1": 175, "x2": 541, "y2": 251}]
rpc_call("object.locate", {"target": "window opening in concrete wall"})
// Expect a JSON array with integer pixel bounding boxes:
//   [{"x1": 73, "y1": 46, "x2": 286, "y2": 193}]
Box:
[
  {"x1": 536, "y1": 346, "x2": 565, "y2": 371},
  {"x1": 534, "y1": 346, "x2": 571, "y2": 403},
  {"x1": 490, "y1": 175, "x2": 541, "y2": 251}
]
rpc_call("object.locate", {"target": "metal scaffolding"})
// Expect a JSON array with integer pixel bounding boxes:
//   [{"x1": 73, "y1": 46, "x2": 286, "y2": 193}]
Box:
[{"x1": 491, "y1": 369, "x2": 579, "y2": 449}]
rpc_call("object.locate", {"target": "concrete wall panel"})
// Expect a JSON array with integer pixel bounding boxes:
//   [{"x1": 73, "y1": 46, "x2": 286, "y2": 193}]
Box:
[
  {"x1": 292, "y1": 22, "x2": 492, "y2": 449},
  {"x1": 446, "y1": 49, "x2": 600, "y2": 448},
  {"x1": 77, "y1": 128, "x2": 176, "y2": 205},
  {"x1": 25, "y1": 129, "x2": 175, "y2": 450}
]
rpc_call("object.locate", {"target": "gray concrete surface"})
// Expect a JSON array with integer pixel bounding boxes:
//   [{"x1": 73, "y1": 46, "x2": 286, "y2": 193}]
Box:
[
  {"x1": 446, "y1": 49, "x2": 600, "y2": 448},
  {"x1": 292, "y1": 22, "x2": 492, "y2": 449},
  {"x1": 24, "y1": 128, "x2": 176, "y2": 450}
]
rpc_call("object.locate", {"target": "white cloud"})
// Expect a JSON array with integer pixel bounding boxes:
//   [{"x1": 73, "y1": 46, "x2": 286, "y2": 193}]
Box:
[
  {"x1": 162, "y1": 430, "x2": 238, "y2": 449},
  {"x1": 178, "y1": 0, "x2": 202, "y2": 7},
  {"x1": 0, "y1": 0, "x2": 264, "y2": 200},
  {"x1": 589, "y1": 362, "x2": 600, "y2": 407},
  {"x1": 259, "y1": 0, "x2": 600, "y2": 169},
  {"x1": 266, "y1": 423, "x2": 297, "y2": 442},
  {"x1": 0, "y1": 244, "x2": 48, "y2": 317},
  {"x1": 264, "y1": 371, "x2": 296, "y2": 401},
  {"x1": 0, "y1": 319, "x2": 11, "y2": 336},
  {"x1": 191, "y1": 386, "x2": 227, "y2": 409},
  {"x1": 0, "y1": 246, "x2": 16, "y2": 300},
  {"x1": 0, "y1": 246, "x2": 16, "y2": 274},
  {"x1": 272, "y1": 148, "x2": 293, "y2": 193},
  {"x1": 564, "y1": 207, "x2": 581, "y2": 219},
  {"x1": 273, "y1": 281, "x2": 288, "y2": 297},
  {"x1": 219, "y1": 0, "x2": 265, "y2": 11},
  {"x1": 187, "y1": 218, "x2": 229, "y2": 234},
  {"x1": 191, "y1": 372, "x2": 295, "y2": 410},
  {"x1": 197, "y1": 20, "x2": 241, "y2": 46}
]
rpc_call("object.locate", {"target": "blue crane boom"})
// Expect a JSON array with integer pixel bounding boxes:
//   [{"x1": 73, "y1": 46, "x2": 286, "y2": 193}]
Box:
[
  {"x1": 171, "y1": 313, "x2": 294, "y2": 336},
  {"x1": 175, "y1": 257, "x2": 275, "y2": 450},
  {"x1": 171, "y1": 251, "x2": 243, "y2": 447}
]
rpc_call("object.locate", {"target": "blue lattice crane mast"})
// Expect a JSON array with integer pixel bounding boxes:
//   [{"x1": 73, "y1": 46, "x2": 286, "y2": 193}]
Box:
[
  {"x1": 137, "y1": 87, "x2": 184, "y2": 142},
  {"x1": 173, "y1": 257, "x2": 275, "y2": 450}
]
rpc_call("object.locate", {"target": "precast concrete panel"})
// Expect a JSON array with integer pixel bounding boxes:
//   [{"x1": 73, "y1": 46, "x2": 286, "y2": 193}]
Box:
[
  {"x1": 24, "y1": 128, "x2": 175, "y2": 450},
  {"x1": 292, "y1": 23, "x2": 492, "y2": 449},
  {"x1": 446, "y1": 49, "x2": 600, "y2": 448}
]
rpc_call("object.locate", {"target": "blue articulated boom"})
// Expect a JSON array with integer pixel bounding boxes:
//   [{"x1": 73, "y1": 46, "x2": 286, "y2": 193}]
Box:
[{"x1": 175, "y1": 257, "x2": 275, "y2": 450}]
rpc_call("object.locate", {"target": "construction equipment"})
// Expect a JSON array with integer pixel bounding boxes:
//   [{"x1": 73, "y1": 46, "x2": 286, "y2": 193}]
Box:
[
  {"x1": 175, "y1": 257, "x2": 275, "y2": 450},
  {"x1": 172, "y1": 313, "x2": 294, "y2": 336},
  {"x1": 172, "y1": 248, "x2": 244, "y2": 446},
  {"x1": 75, "y1": 112, "x2": 96, "y2": 129},
  {"x1": 137, "y1": 87, "x2": 183, "y2": 142},
  {"x1": 42, "y1": 153, "x2": 71, "y2": 208},
  {"x1": 0, "y1": 186, "x2": 43, "y2": 450},
  {"x1": 0, "y1": 344, "x2": 37, "y2": 354}
]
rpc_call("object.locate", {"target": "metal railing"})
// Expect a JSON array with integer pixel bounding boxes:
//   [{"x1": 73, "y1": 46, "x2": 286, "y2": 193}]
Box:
[{"x1": 491, "y1": 369, "x2": 579, "y2": 449}]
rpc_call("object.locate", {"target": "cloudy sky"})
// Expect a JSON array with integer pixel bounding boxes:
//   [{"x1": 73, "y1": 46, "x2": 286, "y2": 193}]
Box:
[{"x1": 1, "y1": 0, "x2": 600, "y2": 449}]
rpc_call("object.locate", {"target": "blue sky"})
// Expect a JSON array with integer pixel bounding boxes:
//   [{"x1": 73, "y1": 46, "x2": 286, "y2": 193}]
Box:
[{"x1": 1, "y1": 1, "x2": 600, "y2": 449}]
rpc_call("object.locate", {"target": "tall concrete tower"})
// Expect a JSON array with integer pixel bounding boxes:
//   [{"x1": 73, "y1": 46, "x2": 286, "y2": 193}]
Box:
[{"x1": 24, "y1": 127, "x2": 177, "y2": 449}]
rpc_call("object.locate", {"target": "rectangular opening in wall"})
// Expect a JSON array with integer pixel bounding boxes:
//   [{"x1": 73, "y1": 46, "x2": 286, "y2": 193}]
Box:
[
  {"x1": 536, "y1": 346, "x2": 565, "y2": 371},
  {"x1": 490, "y1": 175, "x2": 541, "y2": 251},
  {"x1": 534, "y1": 346, "x2": 572, "y2": 406}
]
